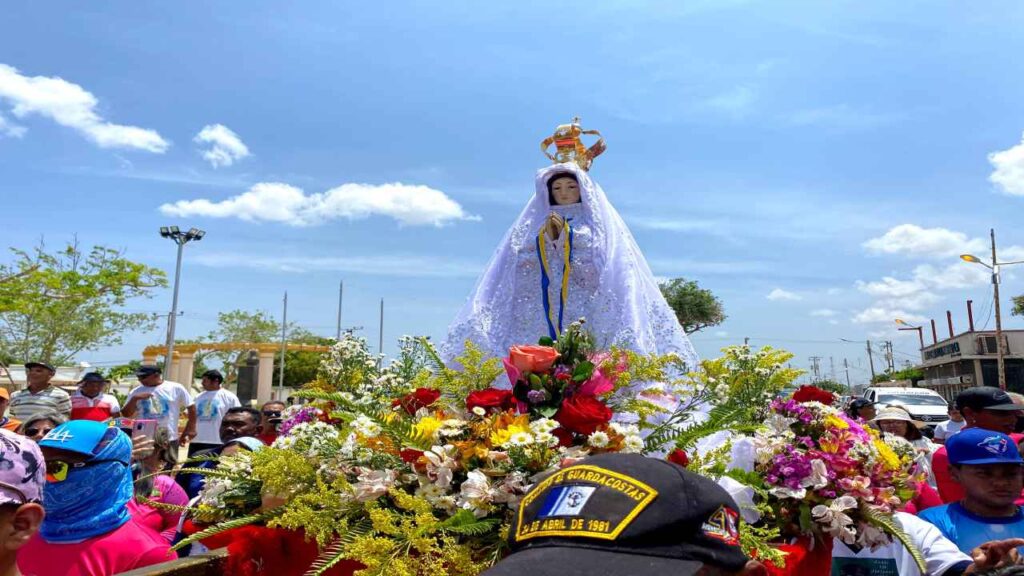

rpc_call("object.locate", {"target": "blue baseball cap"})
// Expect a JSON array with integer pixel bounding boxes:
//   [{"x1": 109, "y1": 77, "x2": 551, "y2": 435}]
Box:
[
  {"x1": 39, "y1": 420, "x2": 129, "y2": 464},
  {"x1": 947, "y1": 428, "x2": 1024, "y2": 466}
]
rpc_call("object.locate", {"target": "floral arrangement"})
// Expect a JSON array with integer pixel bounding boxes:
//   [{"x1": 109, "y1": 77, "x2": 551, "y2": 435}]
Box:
[
  {"x1": 171, "y1": 323, "x2": 802, "y2": 576},
  {"x1": 174, "y1": 325, "x2": 915, "y2": 576},
  {"x1": 734, "y1": 387, "x2": 927, "y2": 572}
]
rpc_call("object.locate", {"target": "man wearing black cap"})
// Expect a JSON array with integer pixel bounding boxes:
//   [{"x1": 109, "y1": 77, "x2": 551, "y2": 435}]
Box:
[
  {"x1": 123, "y1": 365, "x2": 196, "y2": 448},
  {"x1": 8, "y1": 361, "x2": 71, "y2": 421},
  {"x1": 189, "y1": 369, "x2": 241, "y2": 457},
  {"x1": 70, "y1": 372, "x2": 121, "y2": 421},
  {"x1": 483, "y1": 453, "x2": 766, "y2": 576},
  {"x1": 932, "y1": 386, "x2": 1024, "y2": 503}
]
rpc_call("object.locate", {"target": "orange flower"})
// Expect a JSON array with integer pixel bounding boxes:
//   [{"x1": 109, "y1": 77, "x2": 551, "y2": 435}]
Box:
[{"x1": 508, "y1": 345, "x2": 560, "y2": 373}]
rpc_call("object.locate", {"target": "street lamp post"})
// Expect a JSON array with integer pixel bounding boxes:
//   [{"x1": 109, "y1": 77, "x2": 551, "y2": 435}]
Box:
[
  {"x1": 961, "y1": 228, "x2": 1024, "y2": 390},
  {"x1": 894, "y1": 319, "x2": 925, "y2": 350},
  {"x1": 159, "y1": 226, "x2": 205, "y2": 379}
]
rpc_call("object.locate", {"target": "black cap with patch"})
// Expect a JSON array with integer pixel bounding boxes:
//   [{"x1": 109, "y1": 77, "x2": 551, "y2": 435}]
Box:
[
  {"x1": 956, "y1": 386, "x2": 1020, "y2": 412},
  {"x1": 483, "y1": 453, "x2": 749, "y2": 576},
  {"x1": 135, "y1": 365, "x2": 162, "y2": 378}
]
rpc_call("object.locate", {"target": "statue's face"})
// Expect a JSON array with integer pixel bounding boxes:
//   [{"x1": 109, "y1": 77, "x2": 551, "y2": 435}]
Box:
[{"x1": 550, "y1": 177, "x2": 581, "y2": 205}]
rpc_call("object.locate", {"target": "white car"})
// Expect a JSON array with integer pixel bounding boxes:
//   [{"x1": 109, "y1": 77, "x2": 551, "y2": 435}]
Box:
[{"x1": 862, "y1": 387, "x2": 949, "y2": 426}]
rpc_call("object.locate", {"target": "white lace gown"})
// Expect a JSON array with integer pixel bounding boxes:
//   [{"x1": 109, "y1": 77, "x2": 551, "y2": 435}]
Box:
[{"x1": 442, "y1": 162, "x2": 700, "y2": 378}]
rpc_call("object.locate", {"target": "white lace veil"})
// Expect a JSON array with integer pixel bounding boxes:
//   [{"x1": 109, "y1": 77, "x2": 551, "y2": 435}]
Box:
[{"x1": 442, "y1": 162, "x2": 699, "y2": 372}]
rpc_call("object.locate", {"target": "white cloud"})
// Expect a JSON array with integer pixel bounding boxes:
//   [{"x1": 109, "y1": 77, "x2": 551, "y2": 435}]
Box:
[
  {"x1": 810, "y1": 309, "x2": 837, "y2": 317},
  {"x1": 194, "y1": 124, "x2": 250, "y2": 168},
  {"x1": 0, "y1": 111, "x2": 25, "y2": 138},
  {"x1": 989, "y1": 132, "x2": 1024, "y2": 196},
  {"x1": 852, "y1": 307, "x2": 926, "y2": 325},
  {"x1": 787, "y1": 104, "x2": 900, "y2": 131},
  {"x1": 192, "y1": 252, "x2": 482, "y2": 277},
  {"x1": 855, "y1": 276, "x2": 926, "y2": 299},
  {"x1": 828, "y1": 319, "x2": 840, "y2": 326},
  {"x1": 702, "y1": 86, "x2": 756, "y2": 118},
  {"x1": 863, "y1": 224, "x2": 985, "y2": 259},
  {"x1": 714, "y1": 331, "x2": 729, "y2": 338},
  {"x1": 766, "y1": 288, "x2": 802, "y2": 301},
  {"x1": 160, "y1": 181, "x2": 477, "y2": 227},
  {"x1": 0, "y1": 63, "x2": 168, "y2": 152}
]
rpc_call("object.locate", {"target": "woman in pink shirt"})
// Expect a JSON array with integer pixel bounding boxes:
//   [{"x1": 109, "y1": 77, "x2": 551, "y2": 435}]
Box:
[
  {"x1": 19, "y1": 420, "x2": 174, "y2": 576},
  {"x1": 127, "y1": 427, "x2": 189, "y2": 542}
]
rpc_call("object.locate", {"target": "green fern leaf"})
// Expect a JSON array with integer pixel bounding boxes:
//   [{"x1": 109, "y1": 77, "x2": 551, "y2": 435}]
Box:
[
  {"x1": 171, "y1": 511, "x2": 276, "y2": 552},
  {"x1": 303, "y1": 520, "x2": 372, "y2": 576},
  {"x1": 863, "y1": 508, "x2": 927, "y2": 574},
  {"x1": 137, "y1": 496, "x2": 190, "y2": 514}
]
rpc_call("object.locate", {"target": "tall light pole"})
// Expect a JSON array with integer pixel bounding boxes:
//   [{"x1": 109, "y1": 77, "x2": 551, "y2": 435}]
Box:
[
  {"x1": 159, "y1": 226, "x2": 205, "y2": 378},
  {"x1": 962, "y1": 228, "x2": 1024, "y2": 390},
  {"x1": 895, "y1": 319, "x2": 925, "y2": 350}
]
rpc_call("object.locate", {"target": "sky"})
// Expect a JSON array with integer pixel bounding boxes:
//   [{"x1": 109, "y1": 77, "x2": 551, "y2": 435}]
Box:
[{"x1": 2, "y1": 1, "x2": 1024, "y2": 385}]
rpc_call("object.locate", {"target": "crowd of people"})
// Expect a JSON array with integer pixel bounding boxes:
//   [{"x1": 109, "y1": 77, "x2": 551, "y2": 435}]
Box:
[{"x1": 4, "y1": 361, "x2": 1024, "y2": 575}]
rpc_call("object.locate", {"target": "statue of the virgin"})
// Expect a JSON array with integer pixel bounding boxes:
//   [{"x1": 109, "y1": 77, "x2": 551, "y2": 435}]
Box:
[{"x1": 442, "y1": 119, "x2": 699, "y2": 374}]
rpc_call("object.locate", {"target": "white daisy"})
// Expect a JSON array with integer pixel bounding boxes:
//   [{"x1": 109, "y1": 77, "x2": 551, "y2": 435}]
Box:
[{"x1": 588, "y1": 431, "x2": 610, "y2": 448}]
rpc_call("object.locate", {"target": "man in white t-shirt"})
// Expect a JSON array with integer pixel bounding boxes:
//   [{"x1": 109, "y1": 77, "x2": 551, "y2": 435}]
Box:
[
  {"x1": 934, "y1": 406, "x2": 967, "y2": 445},
  {"x1": 833, "y1": 511, "x2": 1024, "y2": 575},
  {"x1": 189, "y1": 369, "x2": 241, "y2": 457},
  {"x1": 122, "y1": 365, "x2": 196, "y2": 446}
]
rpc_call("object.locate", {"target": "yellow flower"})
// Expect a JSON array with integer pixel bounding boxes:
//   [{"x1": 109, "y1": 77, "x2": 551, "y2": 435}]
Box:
[
  {"x1": 413, "y1": 416, "x2": 444, "y2": 441},
  {"x1": 490, "y1": 414, "x2": 532, "y2": 447},
  {"x1": 874, "y1": 439, "x2": 900, "y2": 471},
  {"x1": 824, "y1": 414, "x2": 849, "y2": 430}
]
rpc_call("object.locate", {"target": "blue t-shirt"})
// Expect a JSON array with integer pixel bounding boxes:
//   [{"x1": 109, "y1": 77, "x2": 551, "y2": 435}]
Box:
[{"x1": 919, "y1": 502, "x2": 1024, "y2": 553}]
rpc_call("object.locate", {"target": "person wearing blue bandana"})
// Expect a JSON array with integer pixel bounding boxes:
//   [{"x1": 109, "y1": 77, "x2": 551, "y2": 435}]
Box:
[{"x1": 19, "y1": 420, "x2": 173, "y2": 576}]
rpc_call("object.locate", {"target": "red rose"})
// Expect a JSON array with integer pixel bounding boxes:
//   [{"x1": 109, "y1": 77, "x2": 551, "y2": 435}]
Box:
[
  {"x1": 393, "y1": 387, "x2": 442, "y2": 415},
  {"x1": 399, "y1": 448, "x2": 424, "y2": 464},
  {"x1": 791, "y1": 385, "x2": 835, "y2": 406},
  {"x1": 551, "y1": 427, "x2": 575, "y2": 447},
  {"x1": 555, "y1": 395, "x2": 612, "y2": 436},
  {"x1": 466, "y1": 388, "x2": 516, "y2": 414},
  {"x1": 667, "y1": 448, "x2": 690, "y2": 468}
]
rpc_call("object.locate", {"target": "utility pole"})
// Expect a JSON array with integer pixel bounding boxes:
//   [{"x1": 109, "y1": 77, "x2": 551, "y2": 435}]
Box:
[
  {"x1": 335, "y1": 280, "x2": 344, "y2": 341},
  {"x1": 278, "y1": 291, "x2": 287, "y2": 393},
  {"x1": 830, "y1": 357, "x2": 837, "y2": 381},
  {"x1": 884, "y1": 341, "x2": 895, "y2": 373},
  {"x1": 843, "y1": 358, "x2": 851, "y2": 392},
  {"x1": 809, "y1": 356, "x2": 822, "y2": 382},
  {"x1": 866, "y1": 340, "x2": 876, "y2": 380},
  {"x1": 992, "y1": 228, "x2": 1007, "y2": 390},
  {"x1": 378, "y1": 298, "x2": 385, "y2": 356}
]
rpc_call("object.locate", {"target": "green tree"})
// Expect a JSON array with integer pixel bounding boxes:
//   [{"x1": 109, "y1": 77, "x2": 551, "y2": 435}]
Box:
[
  {"x1": 204, "y1": 309, "x2": 319, "y2": 385},
  {"x1": 658, "y1": 278, "x2": 726, "y2": 334},
  {"x1": 0, "y1": 240, "x2": 167, "y2": 364},
  {"x1": 871, "y1": 366, "x2": 924, "y2": 385},
  {"x1": 280, "y1": 330, "x2": 334, "y2": 388},
  {"x1": 1012, "y1": 295, "x2": 1024, "y2": 317},
  {"x1": 814, "y1": 379, "x2": 848, "y2": 394}
]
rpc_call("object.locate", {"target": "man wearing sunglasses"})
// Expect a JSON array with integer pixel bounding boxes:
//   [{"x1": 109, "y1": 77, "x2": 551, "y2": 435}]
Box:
[
  {"x1": 19, "y1": 420, "x2": 173, "y2": 575},
  {"x1": 0, "y1": 428, "x2": 45, "y2": 576},
  {"x1": 258, "y1": 400, "x2": 286, "y2": 446}
]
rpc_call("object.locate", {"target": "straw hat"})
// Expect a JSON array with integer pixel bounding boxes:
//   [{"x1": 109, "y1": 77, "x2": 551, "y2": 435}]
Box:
[{"x1": 872, "y1": 406, "x2": 926, "y2": 428}]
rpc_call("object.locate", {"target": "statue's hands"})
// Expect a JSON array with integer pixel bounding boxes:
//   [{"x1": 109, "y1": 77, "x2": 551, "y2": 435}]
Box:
[{"x1": 546, "y1": 212, "x2": 564, "y2": 240}]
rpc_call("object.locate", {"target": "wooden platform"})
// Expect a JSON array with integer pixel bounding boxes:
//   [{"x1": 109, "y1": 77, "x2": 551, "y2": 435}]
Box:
[{"x1": 116, "y1": 549, "x2": 227, "y2": 576}]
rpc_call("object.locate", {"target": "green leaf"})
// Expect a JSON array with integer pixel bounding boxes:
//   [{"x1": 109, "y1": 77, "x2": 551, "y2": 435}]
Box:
[
  {"x1": 538, "y1": 336, "x2": 554, "y2": 346},
  {"x1": 863, "y1": 507, "x2": 927, "y2": 574},
  {"x1": 171, "y1": 511, "x2": 277, "y2": 552},
  {"x1": 538, "y1": 405, "x2": 558, "y2": 418},
  {"x1": 302, "y1": 520, "x2": 373, "y2": 576},
  {"x1": 572, "y1": 360, "x2": 595, "y2": 382}
]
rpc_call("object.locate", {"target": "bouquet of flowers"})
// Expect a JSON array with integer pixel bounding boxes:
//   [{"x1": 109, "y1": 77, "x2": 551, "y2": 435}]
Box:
[
  {"x1": 174, "y1": 322, "x2": 754, "y2": 576},
  {"x1": 736, "y1": 386, "x2": 927, "y2": 573},
  {"x1": 173, "y1": 324, "x2": 865, "y2": 576}
]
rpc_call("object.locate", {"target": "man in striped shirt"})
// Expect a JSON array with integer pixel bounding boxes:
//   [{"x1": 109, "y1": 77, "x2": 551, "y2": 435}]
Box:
[{"x1": 9, "y1": 361, "x2": 72, "y2": 421}]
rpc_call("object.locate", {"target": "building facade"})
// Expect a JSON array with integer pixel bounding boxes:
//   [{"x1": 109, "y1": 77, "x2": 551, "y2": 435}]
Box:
[{"x1": 919, "y1": 329, "x2": 1024, "y2": 400}]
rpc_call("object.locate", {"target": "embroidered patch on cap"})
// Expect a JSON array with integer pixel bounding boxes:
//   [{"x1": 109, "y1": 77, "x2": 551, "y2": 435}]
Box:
[
  {"x1": 702, "y1": 506, "x2": 739, "y2": 545},
  {"x1": 515, "y1": 464, "x2": 658, "y2": 542},
  {"x1": 979, "y1": 435, "x2": 1008, "y2": 455}
]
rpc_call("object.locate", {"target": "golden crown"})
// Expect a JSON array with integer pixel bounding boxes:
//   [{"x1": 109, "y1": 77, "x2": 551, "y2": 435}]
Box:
[{"x1": 541, "y1": 117, "x2": 606, "y2": 171}]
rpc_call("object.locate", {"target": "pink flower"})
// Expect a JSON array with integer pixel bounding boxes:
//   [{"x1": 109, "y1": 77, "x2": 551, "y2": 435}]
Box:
[
  {"x1": 578, "y1": 369, "x2": 613, "y2": 396},
  {"x1": 503, "y1": 358, "x2": 522, "y2": 386}
]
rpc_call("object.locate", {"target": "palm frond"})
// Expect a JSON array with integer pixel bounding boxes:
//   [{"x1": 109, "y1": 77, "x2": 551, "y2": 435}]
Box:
[
  {"x1": 137, "y1": 495, "x2": 190, "y2": 514},
  {"x1": 863, "y1": 507, "x2": 926, "y2": 574},
  {"x1": 293, "y1": 389, "x2": 351, "y2": 403},
  {"x1": 171, "y1": 511, "x2": 276, "y2": 552},
  {"x1": 303, "y1": 520, "x2": 372, "y2": 576},
  {"x1": 172, "y1": 466, "x2": 249, "y2": 481},
  {"x1": 644, "y1": 404, "x2": 751, "y2": 452}
]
